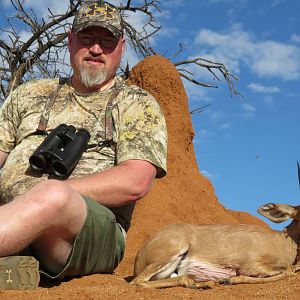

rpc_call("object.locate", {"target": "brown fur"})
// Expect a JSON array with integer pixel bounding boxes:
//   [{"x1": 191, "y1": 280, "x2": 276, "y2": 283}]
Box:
[{"x1": 130, "y1": 203, "x2": 300, "y2": 289}]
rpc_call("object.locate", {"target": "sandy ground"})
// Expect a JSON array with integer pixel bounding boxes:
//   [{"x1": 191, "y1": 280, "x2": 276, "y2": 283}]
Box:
[
  {"x1": 1, "y1": 271, "x2": 299, "y2": 300},
  {"x1": 1, "y1": 55, "x2": 299, "y2": 299}
]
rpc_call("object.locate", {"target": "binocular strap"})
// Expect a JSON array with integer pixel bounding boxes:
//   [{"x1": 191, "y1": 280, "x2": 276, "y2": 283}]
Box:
[
  {"x1": 36, "y1": 77, "x2": 122, "y2": 153},
  {"x1": 37, "y1": 78, "x2": 69, "y2": 132}
]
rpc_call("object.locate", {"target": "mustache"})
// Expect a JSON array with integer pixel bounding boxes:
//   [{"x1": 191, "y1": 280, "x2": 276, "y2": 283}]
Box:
[{"x1": 84, "y1": 55, "x2": 105, "y2": 63}]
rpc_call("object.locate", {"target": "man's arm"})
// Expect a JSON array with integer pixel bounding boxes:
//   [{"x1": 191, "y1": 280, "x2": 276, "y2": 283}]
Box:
[
  {"x1": 66, "y1": 159, "x2": 157, "y2": 207},
  {"x1": 0, "y1": 150, "x2": 8, "y2": 169}
]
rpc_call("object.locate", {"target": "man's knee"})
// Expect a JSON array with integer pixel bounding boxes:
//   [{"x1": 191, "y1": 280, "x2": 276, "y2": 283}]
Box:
[{"x1": 27, "y1": 180, "x2": 74, "y2": 214}]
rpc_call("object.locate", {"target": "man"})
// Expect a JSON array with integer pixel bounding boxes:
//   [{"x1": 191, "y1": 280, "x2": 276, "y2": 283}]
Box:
[{"x1": 0, "y1": 0, "x2": 167, "y2": 289}]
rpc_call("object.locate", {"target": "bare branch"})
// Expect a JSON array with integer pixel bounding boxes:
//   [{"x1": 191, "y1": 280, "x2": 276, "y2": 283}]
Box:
[
  {"x1": 179, "y1": 72, "x2": 218, "y2": 88},
  {"x1": 175, "y1": 58, "x2": 241, "y2": 97},
  {"x1": 190, "y1": 104, "x2": 211, "y2": 114},
  {"x1": 0, "y1": 0, "x2": 240, "y2": 105}
]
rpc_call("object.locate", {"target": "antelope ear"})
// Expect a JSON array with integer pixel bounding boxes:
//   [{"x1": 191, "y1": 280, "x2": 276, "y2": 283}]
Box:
[{"x1": 257, "y1": 203, "x2": 297, "y2": 223}]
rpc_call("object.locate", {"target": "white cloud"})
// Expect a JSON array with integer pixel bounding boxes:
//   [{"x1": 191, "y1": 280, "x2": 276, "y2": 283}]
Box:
[
  {"x1": 210, "y1": 111, "x2": 225, "y2": 123},
  {"x1": 248, "y1": 83, "x2": 280, "y2": 94},
  {"x1": 194, "y1": 24, "x2": 300, "y2": 81},
  {"x1": 161, "y1": 0, "x2": 184, "y2": 8},
  {"x1": 199, "y1": 129, "x2": 214, "y2": 139},
  {"x1": 252, "y1": 41, "x2": 299, "y2": 79},
  {"x1": 193, "y1": 135, "x2": 201, "y2": 145},
  {"x1": 207, "y1": 0, "x2": 235, "y2": 3},
  {"x1": 242, "y1": 103, "x2": 256, "y2": 112},
  {"x1": 182, "y1": 79, "x2": 216, "y2": 110},
  {"x1": 201, "y1": 169, "x2": 215, "y2": 180},
  {"x1": 264, "y1": 96, "x2": 274, "y2": 106},
  {"x1": 271, "y1": 0, "x2": 287, "y2": 7},
  {"x1": 122, "y1": 42, "x2": 140, "y2": 70},
  {"x1": 219, "y1": 122, "x2": 231, "y2": 130},
  {"x1": 291, "y1": 34, "x2": 300, "y2": 44},
  {"x1": 4, "y1": 0, "x2": 70, "y2": 15},
  {"x1": 158, "y1": 26, "x2": 179, "y2": 39},
  {"x1": 125, "y1": 10, "x2": 151, "y2": 35},
  {"x1": 240, "y1": 102, "x2": 256, "y2": 118}
]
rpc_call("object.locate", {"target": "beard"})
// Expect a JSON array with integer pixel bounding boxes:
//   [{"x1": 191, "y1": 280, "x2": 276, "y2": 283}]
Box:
[{"x1": 78, "y1": 64, "x2": 108, "y2": 88}]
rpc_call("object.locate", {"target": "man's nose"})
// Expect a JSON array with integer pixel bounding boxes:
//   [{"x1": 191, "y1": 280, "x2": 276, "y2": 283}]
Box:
[{"x1": 89, "y1": 42, "x2": 104, "y2": 54}]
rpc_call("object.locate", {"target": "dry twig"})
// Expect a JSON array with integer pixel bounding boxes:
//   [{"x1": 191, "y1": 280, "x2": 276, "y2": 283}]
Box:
[{"x1": 0, "y1": 0, "x2": 240, "y2": 105}]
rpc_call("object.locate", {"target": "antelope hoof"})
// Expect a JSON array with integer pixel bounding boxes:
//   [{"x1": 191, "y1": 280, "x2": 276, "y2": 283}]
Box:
[
  {"x1": 197, "y1": 282, "x2": 215, "y2": 290},
  {"x1": 294, "y1": 265, "x2": 300, "y2": 273},
  {"x1": 135, "y1": 282, "x2": 149, "y2": 289},
  {"x1": 179, "y1": 277, "x2": 198, "y2": 289},
  {"x1": 219, "y1": 278, "x2": 231, "y2": 285}
]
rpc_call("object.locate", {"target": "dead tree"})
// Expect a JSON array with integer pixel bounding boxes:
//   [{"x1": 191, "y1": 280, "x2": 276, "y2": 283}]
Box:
[{"x1": 0, "y1": 0, "x2": 239, "y2": 105}]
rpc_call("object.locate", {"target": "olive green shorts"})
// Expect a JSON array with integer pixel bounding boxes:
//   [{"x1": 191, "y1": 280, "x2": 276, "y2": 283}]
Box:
[{"x1": 38, "y1": 196, "x2": 125, "y2": 280}]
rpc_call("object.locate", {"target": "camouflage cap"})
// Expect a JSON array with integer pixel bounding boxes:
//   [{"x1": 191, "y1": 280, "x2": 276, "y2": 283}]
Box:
[{"x1": 72, "y1": 1, "x2": 123, "y2": 39}]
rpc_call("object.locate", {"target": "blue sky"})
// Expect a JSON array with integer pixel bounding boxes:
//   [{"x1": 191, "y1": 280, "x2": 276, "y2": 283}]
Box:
[
  {"x1": 153, "y1": 0, "x2": 300, "y2": 229},
  {"x1": 1, "y1": 0, "x2": 299, "y2": 229}
]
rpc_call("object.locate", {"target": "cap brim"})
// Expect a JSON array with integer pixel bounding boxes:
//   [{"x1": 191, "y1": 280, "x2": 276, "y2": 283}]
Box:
[{"x1": 74, "y1": 21, "x2": 122, "y2": 39}]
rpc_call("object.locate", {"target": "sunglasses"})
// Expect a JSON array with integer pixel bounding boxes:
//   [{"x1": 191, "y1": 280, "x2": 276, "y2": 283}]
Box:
[{"x1": 77, "y1": 34, "x2": 119, "y2": 49}]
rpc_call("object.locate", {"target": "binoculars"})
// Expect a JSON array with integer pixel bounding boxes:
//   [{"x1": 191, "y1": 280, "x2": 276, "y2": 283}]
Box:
[{"x1": 29, "y1": 124, "x2": 90, "y2": 178}]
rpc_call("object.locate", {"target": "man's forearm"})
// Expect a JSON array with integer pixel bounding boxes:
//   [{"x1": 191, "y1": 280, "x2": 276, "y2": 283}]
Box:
[{"x1": 66, "y1": 160, "x2": 156, "y2": 207}]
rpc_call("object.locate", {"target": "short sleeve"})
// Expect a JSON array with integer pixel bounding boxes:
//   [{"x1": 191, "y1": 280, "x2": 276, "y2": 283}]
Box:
[
  {"x1": 116, "y1": 87, "x2": 167, "y2": 178},
  {"x1": 0, "y1": 89, "x2": 20, "y2": 153}
]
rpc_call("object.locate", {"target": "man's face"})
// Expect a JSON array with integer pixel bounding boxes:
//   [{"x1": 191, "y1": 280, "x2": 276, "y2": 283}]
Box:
[{"x1": 68, "y1": 26, "x2": 124, "y2": 90}]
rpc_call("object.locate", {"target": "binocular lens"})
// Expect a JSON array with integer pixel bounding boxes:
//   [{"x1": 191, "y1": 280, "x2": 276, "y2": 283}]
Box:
[
  {"x1": 52, "y1": 160, "x2": 68, "y2": 178},
  {"x1": 29, "y1": 124, "x2": 90, "y2": 178},
  {"x1": 77, "y1": 128, "x2": 90, "y2": 139},
  {"x1": 29, "y1": 154, "x2": 47, "y2": 171}
]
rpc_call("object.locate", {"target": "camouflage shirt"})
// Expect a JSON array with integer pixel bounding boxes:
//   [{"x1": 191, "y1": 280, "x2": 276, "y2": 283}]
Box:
[{"x1": 0, "y1": 76, "x2": 167, "y2": 230}]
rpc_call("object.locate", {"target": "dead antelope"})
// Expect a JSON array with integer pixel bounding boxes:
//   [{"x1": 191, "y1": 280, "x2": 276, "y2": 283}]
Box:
[{"x1": 130, "y1": 203, "x2": 300, "y2": 289}]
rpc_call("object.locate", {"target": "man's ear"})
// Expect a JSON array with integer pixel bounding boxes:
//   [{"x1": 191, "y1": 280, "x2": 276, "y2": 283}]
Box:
[
  {"x1": 67, "y1": 31, "x2": 73, "y2": 51},
  {"x1": 121, "y1": 37, "x2": 125, "y2": 55}
]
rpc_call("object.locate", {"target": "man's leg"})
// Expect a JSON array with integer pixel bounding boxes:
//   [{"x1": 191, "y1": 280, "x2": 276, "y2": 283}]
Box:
[
  {"x1": 0, "y1": 179, "x2": 87, "y2": 274},
  {"x1": 40, "y1": 197, "x2": 126, "y2": 280}
]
